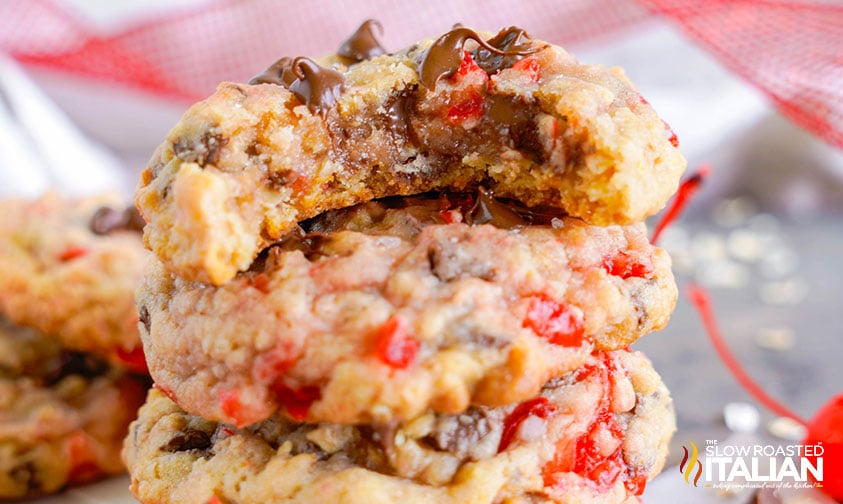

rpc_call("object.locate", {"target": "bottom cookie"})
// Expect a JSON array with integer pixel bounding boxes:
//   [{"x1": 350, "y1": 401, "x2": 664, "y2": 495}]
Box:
[
  {"x1": 123, "y1": 350, "x2": 674, "y2": 504},
  {"x1": 0, "y1": 318, "x2": 149, "y2": 500}
]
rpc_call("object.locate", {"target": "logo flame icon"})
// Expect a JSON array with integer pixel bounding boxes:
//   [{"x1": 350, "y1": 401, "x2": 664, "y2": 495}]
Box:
[{"x1": 679, "y1": 441, "x2": 703, "y2": 486}]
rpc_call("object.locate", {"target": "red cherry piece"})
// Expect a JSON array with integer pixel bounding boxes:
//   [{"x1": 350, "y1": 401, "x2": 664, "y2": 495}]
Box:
[
  {"x1": 445, "y1": 51, "x2": 487, "y2": 124},
  {"x1": 58, "y1": 246, "x2": 87, "y2": 262},
  {"x1": 803, "y1": 394, "x2": 843, "y2": 501},
  {"x1": 523, "y1": 295, "x2": 586, "y2": 347},
  {"x1": 271, "y1": 382, "x2": 321, "y2": 422},
  {"x1": 511, "y1": 56, "x2": 540, "y2": 82},
  {"x1": 498, "y1": 396, "x2": 557, "y2": 452},
  {"x1": 66, "y1": 432, "x2": 101, "y2": 484},
  {"x1": 219, "y1": 389, "x2": 250, "y2": 427},
  {"x1": 455, "y1": 50, "x2": 484, "y2": 78},
  {"x1": 115, "y1": 345, "x2": 148, "y2": 374},
  {"x1": 375, "y1": 315, "x2": 420, "y2": 369},
  {"x1": 602, "y1": 250, "x2": 654, "y2": 279},
  {"x1": 447, "y1": 90, "x2": 485, "y2": 122},
  {"x1": 207, "y1": 496, "x2": 224, "y2": 504}
]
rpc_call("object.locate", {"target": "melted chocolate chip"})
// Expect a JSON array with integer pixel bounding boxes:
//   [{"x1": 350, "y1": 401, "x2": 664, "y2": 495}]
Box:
[
  {"x1": 337, "y1": 19, "x2": 386, "y2": 63},
  {"x1": 417, "y1": 27, "x2": 538, "y2": 89},
  {"x1": 44, "y1": 351, "x2": 109, "y2": 386},
  {"x1": 90, "y1": 206, "x2": 145, "y2": 235},
  {"x1": 466, "y1": 187, "x2": 527, "y2": 229},
  {"x1": 249, "y1": 56, "x2": 297, "y2": 86},
  {"x1": 473, "y1": 26, "x2": 534, "y2": 74},
  {"x1": 139, "y1": 306, "x2": 151, "y2": 333},
  {"x1": 288, "y1": 57, "x2": 346, "y2": 116},
  {"x1": 162, "y1": 428, "x2": 213, "y2": 454}
]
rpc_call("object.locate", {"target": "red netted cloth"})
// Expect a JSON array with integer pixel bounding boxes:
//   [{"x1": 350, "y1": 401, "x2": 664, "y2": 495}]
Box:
[{"x1": 1, "y1": 0, "x2": 840, "y2": 149}]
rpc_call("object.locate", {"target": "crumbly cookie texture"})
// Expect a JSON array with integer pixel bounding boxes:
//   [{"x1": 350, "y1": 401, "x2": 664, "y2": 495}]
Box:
[
  {"x1": 0, "y1": 193, "x2": 148, "y2": 372},
  {"x1": 0, "y1": 318, "x2": 148, "y2": 500},
  {"x1": 138, "y1": 195, "x2": 676, "y2": 426},
  {"x1": 123, "y1": 350, "x2": 675, "y2": 504},
  {"x1": 136, "y1": 26, "x2": 686, "y2": 285}
]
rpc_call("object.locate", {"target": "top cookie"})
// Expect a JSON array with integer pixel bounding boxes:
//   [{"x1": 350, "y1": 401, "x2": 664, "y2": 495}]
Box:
[
  {"x1": 0, "y1": 193, "x2": 148, "y2": 372},
  {"x1": 137, "y1": 24, "x2": 686, "y2": 285}
]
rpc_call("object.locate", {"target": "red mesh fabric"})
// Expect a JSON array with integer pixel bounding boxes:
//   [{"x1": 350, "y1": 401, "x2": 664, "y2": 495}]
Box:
[
  {"x1": 637, "y1": 0, "x2": 843, "y2": 149},
  {"x1": 1, "y1": 0, "x2": 841, "y2": 149},
  {"x1": 0, "y1": 0, "x2": 648, "y2": 102}
]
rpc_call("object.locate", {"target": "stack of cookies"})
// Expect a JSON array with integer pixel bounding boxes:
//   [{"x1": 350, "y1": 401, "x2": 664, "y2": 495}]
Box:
[
  {"x1": 0, "y1": 194, "x2": 150, "y2": 499},
  {"x1": 124, "y1": 23, "x2": 684, "y2": 503}
]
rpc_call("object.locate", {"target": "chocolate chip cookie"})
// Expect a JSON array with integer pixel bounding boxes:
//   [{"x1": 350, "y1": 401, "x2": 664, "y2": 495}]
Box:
[
  {"x1": 0, "y1": 317, "x2": 148, "y2": 500},
  {"x1": 138, "y1": 194, "x2": 676, "y2": 426},
  {"x1": 0, "y1": 193, "x2": 148, "y2": 372},
  {"x1": 136, "y1": 25, "x2": 686, "y2": 285},
  {"x1": 123, "y1": 349, "x2": 674, "y2": 504}
]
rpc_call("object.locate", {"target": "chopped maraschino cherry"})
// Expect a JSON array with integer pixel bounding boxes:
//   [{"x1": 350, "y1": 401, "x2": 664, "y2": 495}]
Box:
[
  {"x1": 602, "y1": 250, "x2": 654, "y2": 279},
  {"x1": 271, "y1": 382, "x2": 321, "y2": 421},
  {"x1": 650, "y1": 164, "x2": 710, "y2": 245},
  {"x1": 58, "y1": 246, "x2": 87, "y2": 262},
  {"x1": 374, "y1": 315, "x2": 420, "y2": 369},
  {"x1": 522, "y1": 295, "x2": 586, "y2": 347},
  {"x1": 498, "y1": 396, "x2": 557, "y2": 452}
]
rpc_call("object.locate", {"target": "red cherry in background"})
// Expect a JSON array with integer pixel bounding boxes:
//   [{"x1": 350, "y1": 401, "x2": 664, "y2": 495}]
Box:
[{"x1": 802, "y1": 394, "x2": 843, "y2": 501}]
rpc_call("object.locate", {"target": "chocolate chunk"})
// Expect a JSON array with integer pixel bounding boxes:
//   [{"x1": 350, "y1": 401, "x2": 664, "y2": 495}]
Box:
[
  {"x1": 337, "y1": 19, "x2": 386, "y2": 63},
  {"x1": 173, "y1": 132, "x2": 227, "y2": 167},
  {"x1": 288, "y1": 58, "x2": 346, "y2": 116},
  {"x1": 139, "y1": 306, "x2": 151, "y2": 333},
  {"x1": 347, "y1": 425, "x2": 394, "y2": 474},
  {"x1": 9, "y1": 461, "x2": 39, "y2": 494},
  {"x1": 421, "y1": 408, "x2": 495, "y2": 456},
  {"x1": 90, "y1": 206, "x2": 145, "y2": 235},
  {"x1": 250, "y1": 57, "x2": 297, "y2": 86},
  {"x1": 427, "y1": 239, "x2": 495, "y2": 282},
  {"x1": 162, "y1": 428, "x2": 213, "y2": 454},
  {"x1": 466, "y1": 187, "x2": 527, "y2": 229},
  {"x1": 473, "y1": 26, "x2": 534, "y2": 74},
  {"x1": 44, "y1": 351, "x2": 109, "y2": 385}
]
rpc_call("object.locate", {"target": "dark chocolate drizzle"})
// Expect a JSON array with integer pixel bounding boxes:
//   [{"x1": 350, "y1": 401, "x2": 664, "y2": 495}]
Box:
[
  {"x1": 473, "y1": 26, "x2": 534, "y2": 74},
  {"x1": 249, "y1": 57, "x2": 297, "y2": 86},
  {"x1": 288, "y1": 57, "x2": 346, "y2": 116},
  {"x1": 417, "y1": 26, "x2": 538, "y2": 89},
  {"x1": 338, "y1": 19, "x2": 386, "y2": 63}
]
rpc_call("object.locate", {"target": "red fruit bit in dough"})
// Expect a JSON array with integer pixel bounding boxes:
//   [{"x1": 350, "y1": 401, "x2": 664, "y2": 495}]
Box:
[
  {"x1": 375, "y1": 315, "x2": 420, "y2": 368},
  {"x1": 206, "y1": 497, "x2": 224, "y2": 504},
  {"x1": 602, "y1": 250, "x2": 654, "y2": 279},
  {"x1": 447, "y1": 51, "x2": 487, "y2": 123},
  {"x1": 498, "y1": 396, "x2": 558, "y2": 452},
  {"x1": 523, "y1": 295, "x2": 586, "y2": 347},
  {"x1": 544, "y1": 354, "x2": 648, "y2": 495},
  {"x1": 447, "y1": 91, "x2": 485, "y2": 122},
  {"x1": 115, "y1": 345, "x2": 148, "y2": 374},
  {"x1": 511, "y1": 56, "x2": 540, "y2": 82},
  {"x1": 271, "y1": 382, "x2": 321, "y2": 422},
  {"x1": 66, "y1": 432, "x2": 101, "y2": 484},
  {"x1": 58, "y1": 246, "x2": 87, "y2": 262},
  {"x1": 219, "y1": 389, "x2": 251, "y2": 427}
]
